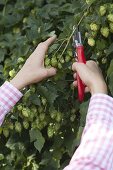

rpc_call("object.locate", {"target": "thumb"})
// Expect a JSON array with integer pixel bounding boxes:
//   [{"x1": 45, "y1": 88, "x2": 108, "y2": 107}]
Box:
[{"x1": 46, "y1": 67, "x2": 57, "y2": 77}]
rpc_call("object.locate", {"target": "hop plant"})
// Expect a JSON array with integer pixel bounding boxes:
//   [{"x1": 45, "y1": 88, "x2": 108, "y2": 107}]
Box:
[
  {"x1": 47, "y1": 126, "x2": 54, "y2": 138},
  {"x1": 22, "y1": 108, "x2": 29, "y2": 117},
  {"x1": 45, "y1": 58, "x2": 51, "y2": 66},
  {"x1": 15, "y1": 122, "x2": 22, "y2": 133},
  {"x1": 100, "y1": 27, "x2": 109, "y2": 38},
  {"x1": 109, "y1": 23, "x2": 113, "y2": 33},
  {"x1": 58, "y1": 63, "x2": 62, "y2": 69},
  {"x1": 88, "y1": 38, "x2": 95, "y2": 46},
  {"x1": 107, "y1": 14, "x2": 113, "y2": 23},
  {"x1": 3, "y1": 129, "x2": 9, "y2": 138},
  {"x1": 8, "y1": 123, "x2": 14, "y2": 130},
  {"x1": 99, "y1": 5, "x2": 106, "y2": 16},
  {"x1": 51, "y1": 57, "x2": 58, "y2": 67},
  {"x1": 90, "y1": 23, "x2": 99, "y2": 31},
  {"x1": 17, "y1": 104, "x2": 23, "y2": 111},
  {"x1": 86, "y1": 0, "x2": 96, "y2": 5},
  {"x1": 23, "y1": 121, "x2": 29, "y2": 129},
  {"x1": 9, "y1": 69, "x2": 16, "y2": 77},
  {"x1": 17, "y1": 57, "x2": 24, "y2": 63},
  {"x1": 65, "y1": 55, "x2": 71, "y2": 62}
]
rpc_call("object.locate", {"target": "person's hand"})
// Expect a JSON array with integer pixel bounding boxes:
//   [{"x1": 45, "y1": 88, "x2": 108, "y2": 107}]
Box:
[
  {"x1": 72, "y1": 60, "x2": 107, "y2": 95},
  {"x1": 10, "y1": 36, "x2": 57, "y2": 90}
]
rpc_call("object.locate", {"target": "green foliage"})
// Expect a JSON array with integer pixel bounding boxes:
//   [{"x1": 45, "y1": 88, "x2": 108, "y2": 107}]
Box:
[{"x1": 0, "y1": 0, "x2": 113, "y2": 169}]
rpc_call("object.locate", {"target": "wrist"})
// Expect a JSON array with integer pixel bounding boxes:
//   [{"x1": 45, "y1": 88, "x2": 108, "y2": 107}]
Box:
[
  {"x1": 10, "y1": 71, "x2": 27, "y2": 90},
  {"x1": 91, "y1": 82, "x2": 108, "y2": 95}
]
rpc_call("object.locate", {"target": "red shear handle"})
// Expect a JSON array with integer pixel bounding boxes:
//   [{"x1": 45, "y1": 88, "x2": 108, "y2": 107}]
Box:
[{"x1": 76, "y1": 45, "x2": 86, "y2": 102}]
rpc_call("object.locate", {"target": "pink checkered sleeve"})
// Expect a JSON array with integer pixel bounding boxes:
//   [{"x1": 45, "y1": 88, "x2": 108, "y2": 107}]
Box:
[
  {"x1": 0, "y1": 81, "x2": 23, "y2": 126},
  {"x1": 64, "y1": 93, "x2": 113, "y2": 170}
]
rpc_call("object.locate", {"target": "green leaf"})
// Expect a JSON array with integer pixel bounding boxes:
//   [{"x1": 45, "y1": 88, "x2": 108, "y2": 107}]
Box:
[
  {"x1": 34, "y1": 138, "x2": 45, "y2": 153},
  {"x1": 108, "y1": 72, "x2": 113, "y2": 96},
  {"x1": 37, "y1": 84, "x2": 58, "y2": 105},
  {"x1": 0, "y1": 49, "x2": 6, "y2": 63},
  {"x1": 29, "y1": 128, "x2": 45, "y2": 152},
  {"x1": 106, "y1": 43, "x2": 113, "y2": 56},
  {"x1": 107, "y1": 59, "x2": 113, "y2": 77},
  {"x1": 29, "y1": 94, "x2": 41, "y2": 106}
]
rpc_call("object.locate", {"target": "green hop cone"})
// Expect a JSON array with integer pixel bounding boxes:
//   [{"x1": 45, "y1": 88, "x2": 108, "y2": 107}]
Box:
[
  {"x1": 50, "y1": 110, "x2": 57, "y2": 119},
  {"x1": 3, "y1": 129, "x2": 9, "y2": 138},
  {"x1": 100, "y1": 27, "x2": 109, "y2": 38},
  {"x1": 107, "y1": 14, "x2": 113, "y2": 23},
  {"x1": 47, "y1": 126, "x2": 54, "y2": 138},
  {"x1": 39, "y1": 113, "x2": 45, "y2": 121},
  {"x1": 38, "y1": 107, "x2": 43, "y2": 114},
  {"x1": 13, "y1": 27, "x2": 20, "y2": 34},
  {"x1": 86, "y1": 0, "x2": 96, "y2": 5},
  {"x1": 70, "y1": 114, "x2": 76, "y2": 122},
  {"x1": 56, "y1": 112, "x2": 62, "y2": 122},
  {"x1": 88, "y1": 38, "x2": 95, "y2": 46},
  {"x1": 109, "y1": 23, "x2": 113, "y2": 33},
  {"x1": 9, "y1": 123, "x2": 14, "y2": 130},
  {"x1": 41, "y1": 98, "x2": 47, "y2": 106},
  {"x1": 17, "y1": 105, "x2": 23, "y2": 111},
  {"x1": 23, "y1": 121, "x2": 29, "y2": 129},
  {"x1": 60, "y1": 58, "x2": 65, "y2": 64},
  {"x1": 65, "y1": 55, "x2": 71, "y2": 62},
  {"x1": 9, "y1": 69, "x2": 16, "y2": 77},
  {"x1": 15, "y1": 122, "x2": 22, "y2": 133},
  {"x1": 99, "y1": 6, "x2": 106, "y2": 16},
  {"x1": 23, "y1": 17, "x2": 28, "y2": 23},
  {"x1": 51, "y1": 57, "x2": 58, "y2": 67},
  {"x1": 45, "y1": 58, "x2": 51, "y2": 66},
  {"x1": 22, "y1": 108, "x2": 29, "y2": 117},
  {"x1": 90, "y1": 23, "x2": 99, "y2": 31},
  {"x1": 17, "y1": 57, "x2": 24, "y2": 63},
  {"x1": 58, "y1": 63, "x2": 62, "y2": 69},
  {"x1": 102, "y1": 57, "x2": 107, "y2": 64}
]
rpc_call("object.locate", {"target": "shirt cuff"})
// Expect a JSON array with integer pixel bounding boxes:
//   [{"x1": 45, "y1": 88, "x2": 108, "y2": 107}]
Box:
[
  {"x1": 87, "y1": 93, "x2": 113, "y2": 126},
  {"x1": 0, "y1": 81, "x2": 23, "y2": 112}
]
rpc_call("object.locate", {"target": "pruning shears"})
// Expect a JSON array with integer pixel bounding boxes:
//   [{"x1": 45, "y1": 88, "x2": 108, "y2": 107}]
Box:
[{"x1": 73, "y1": 26, "x2": 86, "y2": 102}]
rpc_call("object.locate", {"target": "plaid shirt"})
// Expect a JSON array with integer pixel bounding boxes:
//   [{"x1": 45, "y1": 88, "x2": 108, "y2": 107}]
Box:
[{"x1": 0, "y1": 82, "x2": 113, "y2": 170}]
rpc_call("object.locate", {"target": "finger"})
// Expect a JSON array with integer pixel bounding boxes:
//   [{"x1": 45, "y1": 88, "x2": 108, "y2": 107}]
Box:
[
  {"x1": 73, "y1": 73, "x2": 77, "y2": 79},
  {"x1": 73, "y1": 81, "x2": 77, "y2": 87},
  {"x1": 72, "y1": 62, "x2": 90, "y2": 75},
  {"x1": 85, "y1": 87, "x2": 90, "y2": 93},
  {"x1": 35, "y1": 35, "x2": 56, "y2": 52},
  {"x1": 46, "y1": 67, "x2": 57, "y2": 77},
  {"x1": 44, "y1": 35, "x2": 57, "y2": 47}
]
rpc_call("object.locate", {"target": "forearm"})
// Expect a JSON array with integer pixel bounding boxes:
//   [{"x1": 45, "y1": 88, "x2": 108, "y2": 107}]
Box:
[
  {"x1": 64, "y1": 94, "x2": 113, "y2": 170},
  {"x1": 0, "y1": 81, "x2": 23, "y2": 126}
]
